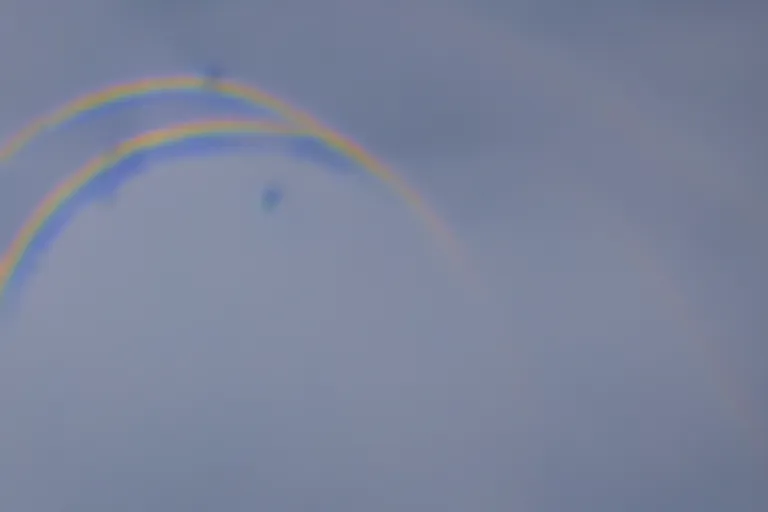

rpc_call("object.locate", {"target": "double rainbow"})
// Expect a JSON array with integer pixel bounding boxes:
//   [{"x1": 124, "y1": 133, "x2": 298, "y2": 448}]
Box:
[{"x1": 0, "y1": 74, "x2": 468, "y2": 304}]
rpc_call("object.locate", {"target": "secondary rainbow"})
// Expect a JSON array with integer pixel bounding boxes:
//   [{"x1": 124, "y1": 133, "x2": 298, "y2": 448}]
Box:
[
  {"x1": 0, "y1": 119, "x2": 467, "y2": 304},
  {"x1": 0, "y1": 74, "x2": 341, "y2": 162}
]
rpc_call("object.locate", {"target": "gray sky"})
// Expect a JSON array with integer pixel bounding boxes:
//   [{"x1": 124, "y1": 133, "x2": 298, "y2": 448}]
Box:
[{"x1": 0, "y1": 1, "x2": 766, "y2": 510}]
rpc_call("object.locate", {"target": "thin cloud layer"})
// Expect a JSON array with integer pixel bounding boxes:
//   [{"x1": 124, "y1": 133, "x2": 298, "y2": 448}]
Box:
[{"x1": 1, "y1": 1, "x2": 765, "y2": 511}]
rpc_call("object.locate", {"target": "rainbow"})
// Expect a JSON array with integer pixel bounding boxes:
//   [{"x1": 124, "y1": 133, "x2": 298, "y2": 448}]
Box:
[
  {"x1": 2, "y1": 73, "x2": 763, "y2": 466},
  {"x1": 0, "y1": 119, "x2": 467, "y2": 305},
  {"x1": 0, "y1": 74, "x2": 340, "y2": 162}
]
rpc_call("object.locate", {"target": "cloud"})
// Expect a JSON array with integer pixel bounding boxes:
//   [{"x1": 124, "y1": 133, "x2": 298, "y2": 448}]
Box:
[{"x1": 0, "y1": 1, "x2": 765, "y2": 510}]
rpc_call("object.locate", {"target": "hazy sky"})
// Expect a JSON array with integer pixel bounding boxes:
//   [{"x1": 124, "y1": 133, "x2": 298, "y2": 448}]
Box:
[{"x1": 0, "y1": 1, "x2": 765, "y2": 510}]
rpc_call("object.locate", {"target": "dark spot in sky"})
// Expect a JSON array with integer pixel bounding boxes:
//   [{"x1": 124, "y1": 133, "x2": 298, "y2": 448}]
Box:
[{"x1": 260, "y1": 182, "x2": 283, "y2": 213}]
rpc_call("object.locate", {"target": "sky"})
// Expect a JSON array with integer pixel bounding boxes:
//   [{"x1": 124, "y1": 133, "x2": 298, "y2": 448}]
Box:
[{"x1": 0, "y1": 0, "x2": 766, "y2": 510}]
